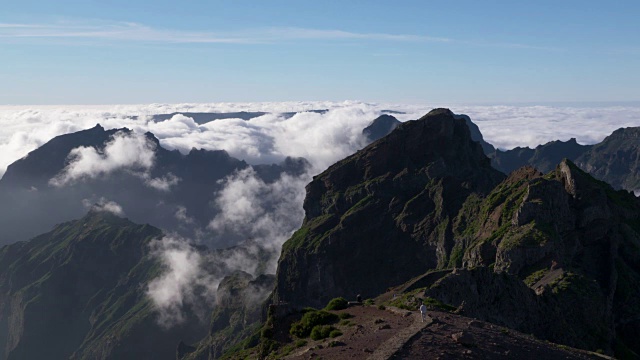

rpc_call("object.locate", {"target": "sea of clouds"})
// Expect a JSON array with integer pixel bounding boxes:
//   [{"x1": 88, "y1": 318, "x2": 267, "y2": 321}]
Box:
[{"x1": 1, "y1": 101, "x2": 639, "y2": 325}]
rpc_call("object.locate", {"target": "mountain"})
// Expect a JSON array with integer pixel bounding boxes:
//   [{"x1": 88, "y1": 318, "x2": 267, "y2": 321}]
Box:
[
  {"x1": 266, "y1": 109, "x2": 640, "y2": 358},
  {"x1": 491, "y1": 138, "x2": 592, "y2": 174},
  {"x1": 178, "y1": 272, "x2": 274, "y2": 360},
  {"x1": 361, "y1": 114, "x2": 401, "y2": 142},
  {"x1": 0, "y1": 124, "x2": 308, "y2": 246},
  {"x1": 272, "y1": 109, "x2": 505, "y2": 308},
  {"x1": 575, "y1": 126, "x2": 640, "y2": 193},
  {"x1": 0, "y1": 211, "x2": 205, "y2": 360},
  {"x1": 422, "y1": 161, "x2": 640, "y2": 354},
  {"x1": 453, "y1": 113, "x2": 496, "y2": 155},
  {"x1": 489, "y1": 126, "x2": 640, "y2": 194},
  {"x1": 140, "y1": 110, "x2": 330, "y2": 124}
]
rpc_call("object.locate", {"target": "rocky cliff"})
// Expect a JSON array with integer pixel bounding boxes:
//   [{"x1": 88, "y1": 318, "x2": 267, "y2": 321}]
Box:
[
  {"x1": 575, "y1": 126, "x2": 640, "y2": 193},
  {"x1": 424, "y1": 160, "x2": 640, "y2": 355},
  {"x1": 272, "y1": 108, "x2": 505, "y2": 308},
  {"x1": 271, "y1": 108, "x2": 640, "y2": 358}
]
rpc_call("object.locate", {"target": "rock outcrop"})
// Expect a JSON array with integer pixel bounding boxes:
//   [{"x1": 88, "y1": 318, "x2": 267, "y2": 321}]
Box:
[
  {"x1": 423, "y1": 160, "x2": 640, "y2": 355},
  {"x1": 273, "y1": 108, "x2": 505, "y2": 308},
  {"x1": 489, "y1": 126, "x2": 640, "y2": 195},
  {"x1": 575, "y1": 126, "x2": 640, "y2": 193},
  {"x1": 362, "y1": 114, "x2": 401, "y2": 143},
  {"x1": 271, "y1": 107, "x2": 640, "y2": 358}
]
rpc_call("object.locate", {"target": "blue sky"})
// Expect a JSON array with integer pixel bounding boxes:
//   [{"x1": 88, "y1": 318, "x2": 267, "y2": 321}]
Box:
[{"x1": 1, "y1": 0, "x2": 639, "y2": 105}]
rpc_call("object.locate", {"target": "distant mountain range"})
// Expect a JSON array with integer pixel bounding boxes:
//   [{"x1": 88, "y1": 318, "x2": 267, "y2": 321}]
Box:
[
  {"x1": 362, "y1": 113, "x2": 640, "y2": 195},
  {"x1": 0, "y1": 124, "x2": 308, "y2": 246}
]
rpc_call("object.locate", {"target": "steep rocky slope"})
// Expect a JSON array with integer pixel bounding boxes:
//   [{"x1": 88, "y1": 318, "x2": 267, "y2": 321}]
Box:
[
  {"x1": 0, "y1": 211, "x2": 206, "y2": 360},
  {"x1": 179, "y1": 272, "x2": 275, "y2": 360},
  {"x1": 575, "y1": 127, "x2": 640, "y2": 193},
  {"x1": 362, "y1": 114, "x2": 401, "y2": 142},
  {"x1": 272, "y1": 108, "x2": 505, "y2": 308},
  {"x1": 489, "y1": 126, "x2": 640, "y2": 194},
  {"x1": 491, "y1": 138, "x2": 591, "y2": 174},
  {"x1": 270, "y1": 109, "x2": 640, "y2": 358},
  {"x1": 422, "y1": 160, "x2": 640, "y2": 356}
]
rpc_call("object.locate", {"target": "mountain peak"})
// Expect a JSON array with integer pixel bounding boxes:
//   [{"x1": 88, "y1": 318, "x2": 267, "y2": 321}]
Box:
[{"x1": 275, "y1": 110, "x2": 505, "y2": 307}]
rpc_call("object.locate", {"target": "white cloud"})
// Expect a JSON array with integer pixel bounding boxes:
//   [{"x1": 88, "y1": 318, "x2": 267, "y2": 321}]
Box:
[
  {"x1": 50, "y1": 131, "x2": 156, "y2": 186},
  {"x1": 209, "y1": 168, "x2": 308, "y2": 271},
  {"x1": 82, "y1": 197, "x2": 125, "y2": 216},
  {"x1": 0, "y1": 21, "x2": 450, "y2": 45},
  {"x1": 146, "y1": 236, "x2": 216, "y2": 327},
  {"x1": 143, "y1": 173, "x2": 181, "y2": 192},
  {"x1": 175, "y1": 206, "x2": 195, "y2": 224}
]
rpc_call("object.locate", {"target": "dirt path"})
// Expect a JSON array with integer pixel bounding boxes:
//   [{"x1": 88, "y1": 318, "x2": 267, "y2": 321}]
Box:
[{"x1": 366, "y1": 309, "x2": 432, "y2": 360}]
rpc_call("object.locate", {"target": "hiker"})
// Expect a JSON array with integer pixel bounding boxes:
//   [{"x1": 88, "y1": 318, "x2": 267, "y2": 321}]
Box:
[
  {"x1": 356, "y1": 294, "x2": 362, "y2": 303},
  {"x1": 419, "y1": 302, "x2": 427, "y2": 322}
]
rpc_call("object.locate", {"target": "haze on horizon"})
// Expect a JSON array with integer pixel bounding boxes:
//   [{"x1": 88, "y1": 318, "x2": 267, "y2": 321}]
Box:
[{"x1": 2, "y1": 0, "x2": 639, "y2": 105}]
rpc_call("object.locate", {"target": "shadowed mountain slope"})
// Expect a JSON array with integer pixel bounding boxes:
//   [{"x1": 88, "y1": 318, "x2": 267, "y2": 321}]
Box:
[
  {"x1": 0, "y1": 125, "x2": 308, "y2": 246},
  {"x1": 272, "y1": 108, "x2": 505, "y2": 308},
  {"x1": 270, "y1": 109, "x2": 640, "y2": 358},
  {"x1": 0, "y1": 211, "x2": 205, "y2": 360}
]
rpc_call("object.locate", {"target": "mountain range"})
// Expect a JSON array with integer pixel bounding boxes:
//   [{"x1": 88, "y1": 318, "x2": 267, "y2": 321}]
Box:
[
  {"x1": 0, "y1": 124, "x2": 308, "y2": 246},
  {"x1": 0, "y1": 109, "x2": 638, "y2": 359}
]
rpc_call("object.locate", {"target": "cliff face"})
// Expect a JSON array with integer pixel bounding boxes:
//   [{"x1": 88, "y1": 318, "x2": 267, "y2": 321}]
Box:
[
  {"x1": 575, "y1": 126, "x2": 640, "y2": 193},
  {"x1": 271, "y1": 108, "x2": 640, "y2": 357},
  {"x1": 179, "y1": 272, "x2": 274, "y2": 360},
  {"x1": 490, "y1": 126, "x2": 640, "y2": 195},
  {"x1": 272, "y1": 108, "x2": 505, "y2": 308}
]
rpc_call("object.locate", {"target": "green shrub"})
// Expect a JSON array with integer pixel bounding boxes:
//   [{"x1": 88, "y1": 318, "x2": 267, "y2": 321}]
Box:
[
  {"x1": 329, "y1": 329, "x2": 343, "y2": 338},
  {"x1": 310, "y1": 325, "x2": 335, "y2": 341},
  {"x1": 364, "y1": 299, "x2": 375, "y2": 305},
  {"x1": 289, "y1": 310, "x2": 339, "y2": 338},
  {"x1": 377, "y1": 304, "x2": 386, "y2": 310},
  {"x1": 338, "y1": 312, "x2": 353, "y2": 319},
  {"x1": 295, "y1": 339, "x2": 307, "y2": 348},
  {"x1": 325, "y1": 297, "x2": 349, "y2": 311},
  {"x1": 300, "y1": 307, "x2": 317, "y2": 313}
]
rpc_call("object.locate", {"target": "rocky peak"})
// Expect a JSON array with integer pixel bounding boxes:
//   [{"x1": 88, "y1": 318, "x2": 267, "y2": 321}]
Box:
[
  {"x1": 275, "y1": 108, "x2": 505, "y2": 308},
  {"x1": 361, "y1": 114, "x2": 401, "y2": 142}
]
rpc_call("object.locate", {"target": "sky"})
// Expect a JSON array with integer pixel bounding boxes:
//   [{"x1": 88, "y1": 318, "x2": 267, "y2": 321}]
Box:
[{"x1": 2, "y1": 0, "x2": 639, "y2": 105}]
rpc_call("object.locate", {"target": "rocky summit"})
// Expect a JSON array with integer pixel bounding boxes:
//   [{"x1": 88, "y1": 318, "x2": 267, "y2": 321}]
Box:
[
  {"x1": 269, "y1": 108, "x2": 640, "y2": 359},
  {"x1": 272, "y1": 108, "x2": 505, "y2": 308}
]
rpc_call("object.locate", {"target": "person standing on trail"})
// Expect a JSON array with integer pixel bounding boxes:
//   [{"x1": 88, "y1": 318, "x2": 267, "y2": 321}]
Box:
[{"x1": 419, "y1": 302, "x2": 427, "y2": 322}]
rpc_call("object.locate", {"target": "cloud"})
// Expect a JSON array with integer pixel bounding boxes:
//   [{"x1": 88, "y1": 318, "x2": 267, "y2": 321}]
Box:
[
  {"x1": 174, "y1": 206, "x2": 195, "y2": 224},
  {"x1": 82, "y1": 197, "x2": 125, "y2": 216},
  {"x1": 49, "y1": 131, "x2": 156, "y2": 186},
  {"x1": 5, "y1": 101, "x2": 637, "y2": 327},
  {"x1": 208, "y1": 168, "x2": 309, "y2": 270},
  {"x1": 0, "y1": 21, "x2": 450, "y2": 45},
  {"x1": 146, "y1": 236, "x2": 217, "y2": 327},
  {"x1": 143, "y1": 173, "x2": 181, "y2": 192}
]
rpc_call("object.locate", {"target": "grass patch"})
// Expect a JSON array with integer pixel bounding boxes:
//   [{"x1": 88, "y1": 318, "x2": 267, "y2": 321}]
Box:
[
  {"x1": 325, "y1": 297, "x2": 348, "y2": 311},
  {"x1": 290, "y1": 310, "x2": 339, "y2": 338},
  {"x1": 310, "y1": 325, "x2": 336, "y2": 341}
]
